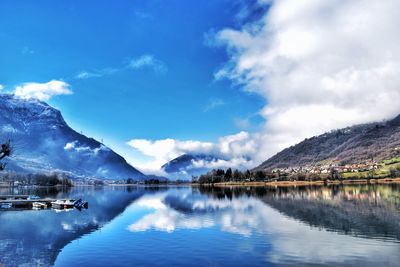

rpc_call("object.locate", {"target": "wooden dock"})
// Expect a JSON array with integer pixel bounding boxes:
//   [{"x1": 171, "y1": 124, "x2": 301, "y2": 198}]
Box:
[
  {"x1": 0, "y1": 195, "x2": 88, "y2": 210},
  {"x1": 0, "y1": 195, "x2": 63, "y2": 209},
  {"x1": 0, "y1": 198, "x2": 57, "y2": 208}
]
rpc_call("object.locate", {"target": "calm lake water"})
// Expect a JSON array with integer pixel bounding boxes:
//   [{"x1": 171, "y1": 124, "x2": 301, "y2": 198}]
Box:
[{"x1": 1, "y1": 184, "x2": 400, "y2": 267}]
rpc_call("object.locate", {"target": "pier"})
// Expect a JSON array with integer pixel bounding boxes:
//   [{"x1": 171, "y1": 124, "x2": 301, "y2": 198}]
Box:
[
  {"x1": 0, "y1": 198, "x2": 56, "y2": 209},
  {"x1": 0, "y1": 195, "x2": 88, "y2": 210}
]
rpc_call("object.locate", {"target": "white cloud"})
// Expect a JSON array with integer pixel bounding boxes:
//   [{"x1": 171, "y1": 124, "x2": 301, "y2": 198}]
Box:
[
  {"x1": 75, "y1": 54, "x2": 166, "y2": 80},
  {"x1": 126, "y1": 138, "x2": 213, "y2": 174},
  {"x1": 128, "y1": 1, "x2": 400, "y2": 173},
  {"x1": 0, "y1": 84, "x2": 3, "y2": 91},
  {"x1": 203, "y1": 98, "x2": 225, "y2": 112},
  {"x1": 64, "y1": 141, "x2": 109, "y2": 155},
  {"x1": 128, "y1": 54, "x2": 167, "y2": 73},
  {"x1": 213, "y1": 0, "x2": 400, "y2": 162},
  {"x1": 191, "y1": 157, "x2": 253, "y2": 170},
  {"x1": 64, "y1": 141, "x2": 77, "y2": 150},
  {"x1": 14, "y1": 80, "x2": 72, "y2": 101},
  {"x1": 76, "y1": 71, "x2": 102, "y2": 79},
  {"x1": 75, "y1": 68, "x2": 118, "y2": 79},
  {"x1": 127, "y1": 131, "x2": 257, "y2": 173}
]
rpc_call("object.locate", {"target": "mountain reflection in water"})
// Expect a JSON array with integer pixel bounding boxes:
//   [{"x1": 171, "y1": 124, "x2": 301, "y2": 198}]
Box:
[
  {"x1": 199, "y1": 185, "x2": 400, "y2": 241},
  {"x1": 1, "y1": 185, "x2": 400, "y2": 267},
  {"x1": 0, "y1": 186, "x2": 163, "y2": 267},
  {"x1": 57, "y1": 185, "x2": 400, "y2": 267}
]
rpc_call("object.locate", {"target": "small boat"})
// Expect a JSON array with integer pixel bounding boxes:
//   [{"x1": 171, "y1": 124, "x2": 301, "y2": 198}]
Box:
[
  {"x1": 0, "y1": 203, "x2": 12, "y2": 209},
  {"x1": 51, "y1": 200, "x2": 66, "y2": 209},
  {"x1": 32, "y1": 202, "x2": 47, "y2": 209},
  {"x1": 27, "y1": 195, "x2": 41, "y2": 200},
  {"x1": 63, "y1": 199, "x2": 76, "y2": 209},
  {"x1": 51, "y1": 199, "x2": 76, "y2": 209}
]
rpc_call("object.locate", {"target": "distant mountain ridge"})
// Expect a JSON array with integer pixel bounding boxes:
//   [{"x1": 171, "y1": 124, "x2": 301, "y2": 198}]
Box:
[
  {"x1": 162, "y1": 154, "x2": 220, "y2": 179},
  {"x1": 0, "y1": 94, "x2": 145, "y2": 180},
  {"x1": 255, "y1": 115, "x2": 400, "y2": 171}
]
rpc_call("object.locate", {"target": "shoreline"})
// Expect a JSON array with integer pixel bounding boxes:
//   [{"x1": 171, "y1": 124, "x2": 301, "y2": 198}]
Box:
[
  {"x1": 3, "y1": 179, "x2": 400, "y2": 189},
  {"x1": 193, "y1": 177, "x2": 400, "y2": 187}
]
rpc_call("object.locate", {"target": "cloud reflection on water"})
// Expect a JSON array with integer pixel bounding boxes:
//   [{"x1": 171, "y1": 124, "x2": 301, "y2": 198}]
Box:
[{"x1": 127, "y1": 188, "x2": 400, "y2": 265}]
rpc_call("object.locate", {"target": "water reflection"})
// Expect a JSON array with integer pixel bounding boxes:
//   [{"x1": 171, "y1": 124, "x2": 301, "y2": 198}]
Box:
[
  {"x1": 199, "y1": 185, "x2": 400, "y2": 241},
  {"x1": 2, "y1": 185, "x2": 400, "y2": 266},
  {"x1": 0, "y1": 186, "x2": 162, "y2": 267},
  {"x1": 56, "y1": 185, "x2": 400, "y2": 267},
  {"x1": 128, "y1": 185, "x2": 400, "y2": 242}
]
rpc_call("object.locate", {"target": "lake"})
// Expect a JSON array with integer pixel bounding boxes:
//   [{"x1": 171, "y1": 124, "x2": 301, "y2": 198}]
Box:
[{"x1": 0, "y1": 184, "x2": 400, "y2": 266}]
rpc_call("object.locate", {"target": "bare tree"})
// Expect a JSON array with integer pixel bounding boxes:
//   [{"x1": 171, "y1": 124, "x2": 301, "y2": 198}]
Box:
[{"x1": 0, "y1": 140, "x2": 11, "y2": 170}]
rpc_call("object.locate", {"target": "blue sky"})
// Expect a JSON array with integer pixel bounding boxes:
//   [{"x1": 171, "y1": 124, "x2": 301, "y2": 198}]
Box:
[
  {"x1": 2, "y1": 1, "x2": 398, "y2": 174},
  {"x1": 0, "y1": 0, "x2": 266, "y2": 172}
]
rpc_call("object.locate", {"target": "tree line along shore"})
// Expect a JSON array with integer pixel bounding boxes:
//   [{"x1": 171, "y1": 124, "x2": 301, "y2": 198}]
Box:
[{"x1": 192, "y1": 159, "x2": 400, "y2": 186}]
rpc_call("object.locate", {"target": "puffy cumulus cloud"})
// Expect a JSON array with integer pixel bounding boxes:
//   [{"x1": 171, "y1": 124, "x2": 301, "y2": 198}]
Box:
[
  {"x1": 191, "y1": 157, "x2": 252, "y2": 170},
  {"x1": 14, "y1": 80, "x2": 72, "y2": 101},
  {"x1": 127, "y1": 131, "x2": 258, "y2": 173},
  {"x1": 214, "y1": 0, "x2": 400, "y2": 162},
  {"x1": 126, "y1": 138, "x2": 213, "y2": 174},
  {"x1": 128, "y1": 54, "x2": 167, "y2": 73},
  {"x1": 0, "y1": 84, "x2": 3, "y2": 91}
]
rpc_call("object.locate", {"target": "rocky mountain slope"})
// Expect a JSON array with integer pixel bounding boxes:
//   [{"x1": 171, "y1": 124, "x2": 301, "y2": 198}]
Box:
[
  {"x1": 255, "y1": 115, "x2": 400, "y2": 170},
  {"x1": 0, "y1": 94, "x2": 144, "y2": 180}
]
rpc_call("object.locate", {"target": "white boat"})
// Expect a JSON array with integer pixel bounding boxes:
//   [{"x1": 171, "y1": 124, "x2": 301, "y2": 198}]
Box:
[
  {"x1": 51, "y1": 200, "x2": 66, "y2": 209},
  {"x1": 51, "y1": 199, "x2": 76, "y2": 209},
  {"x1": 32, "y1": 202, "x2": 47, "y2": 209},
  {"x1": 63, "y1": 199, "x2": 76, "y2": 209}
]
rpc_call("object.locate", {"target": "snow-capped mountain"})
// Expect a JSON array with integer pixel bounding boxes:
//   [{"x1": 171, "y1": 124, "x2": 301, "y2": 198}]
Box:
[
  {"x1": 162, "y1": 154, "x2": 221, "y2": 179},
  {"x1": 0, "y1": 94, "x2": 144, "y2": 180}
]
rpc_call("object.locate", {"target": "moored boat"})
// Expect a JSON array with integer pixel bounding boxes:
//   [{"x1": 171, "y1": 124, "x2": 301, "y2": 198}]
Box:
[
  {"x1": 63, "y1": 199, "x2": 76, "y2": 209},
  {"x1": 32, "y1": 202, "x2": 47, "y2": 209},
  {"x1": 51, "y1": 200, "x2": 66, "y2": 209},
  {"x1": 51, "y1": 199, "x2": 77, "y2": 209}
]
